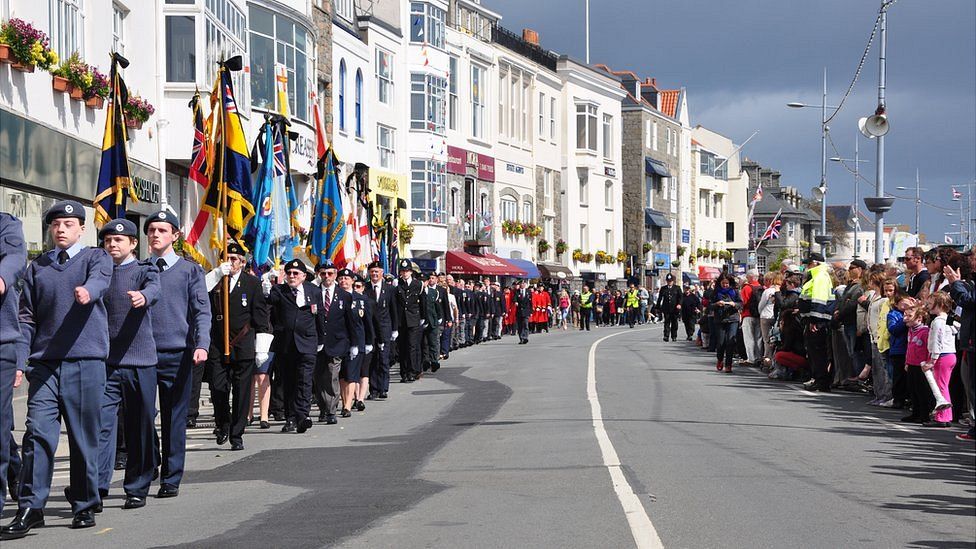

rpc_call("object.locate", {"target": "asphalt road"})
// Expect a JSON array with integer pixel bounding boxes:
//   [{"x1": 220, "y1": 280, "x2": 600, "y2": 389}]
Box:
[{"x1": 5, "y1": 323, "x2": 975, "y2": 548}]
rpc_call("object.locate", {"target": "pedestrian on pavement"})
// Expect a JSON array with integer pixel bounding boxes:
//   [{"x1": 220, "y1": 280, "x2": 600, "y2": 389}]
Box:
[
  {"x1": 799, "y1": 252, "x2": 835, "y2": 392},
  {"x1": 94, "y1": 219, "x2": 160, "y2": 511},
  {"x1": 758, "y1": 272, "x2": 781, "y2": 369},
  {"x1": 656, "y1": 274, "x2": 682, "y2": 341},
  {"x1": 5, "y1": 201, "x2": 113, "y2": 538},
  {"x1": 580, "y1": 286, "x2": 595, "y2": 331},
  {"x1": 739, "y1": 269, "x2": 763, "y2": 366},
  {"x1": 712, "y1": 275, "x2": 742, "y2": 373},
  {"x1": 680, "y1": 285, "x2": 701, "y2": 340},
  {"x1": 945, "y1": 250, "x2": 975, "y2": 441}
]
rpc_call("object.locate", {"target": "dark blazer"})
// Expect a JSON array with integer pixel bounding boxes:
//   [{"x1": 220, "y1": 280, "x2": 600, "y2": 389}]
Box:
[
  {"x1": 463, "y1": 289, "x2": 476, "y2": 318},
  {"x1": 268, "y1": 282, "x2": 324, "y2": 355},
  {"x1": 515, "y1": 288, "x2": 533, "y2": 319},
  {"x1": 397, "y1": 276, "x2": 423, "y2": 328},
  {"x1": 489, "y1": 289, "x2": 504, "y2": 316},
  {"x1": 352, "y1": 291, "x2": 373, "y2": 351},
  {"x1": 451, "y1": 286, "x2": 466, "y2": 317},
  {"x1": 420, "y1": 284, "x2": 444, "y2": 327},
  {"x1": 318, "y1": 285, "x2": 363, "y2": 358},
  {"x1": 366, "y1": 279, "x2": 398, "y2": 342},
  {"x1": 208, "y1": 271, "x2": 271, "y2": 361}
]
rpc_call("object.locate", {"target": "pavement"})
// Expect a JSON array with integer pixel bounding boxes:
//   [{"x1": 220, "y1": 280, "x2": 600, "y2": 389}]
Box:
[{"x1": 4, "y1": 323, "x2": 975, "y2": 548}]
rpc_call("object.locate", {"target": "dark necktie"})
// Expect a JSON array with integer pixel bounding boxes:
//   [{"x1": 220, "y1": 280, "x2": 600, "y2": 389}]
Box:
[
  {"x1": 156, "y1": 257, "x2": 166, "y2": 271},
  {"x1": 57, "y1": 250, "x2": 69, "y2": 265},
  {"x1": 324, "y1": 288, "x2": 332, "y2": 314}
]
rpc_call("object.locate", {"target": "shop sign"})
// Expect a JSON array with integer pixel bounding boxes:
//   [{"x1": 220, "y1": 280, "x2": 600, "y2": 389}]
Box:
[
  {"x1": 447, "y1": 145, "x2": 495, "y2": 182},
  {"x1": 506, "y1": 163, "x2": 524, "y2": 175},
  {"x1": 133, "y1": 175, "x2": 159, "y2": 204},
  {"x1": 604, "y1": 166, "x2": 616, "y2": 177},
  {"x1": 681, "y1": 229, "x2": 690, "y2": 244},
  {"x1": 375, "y1": 174, "x2": 399, "y2": 193}
]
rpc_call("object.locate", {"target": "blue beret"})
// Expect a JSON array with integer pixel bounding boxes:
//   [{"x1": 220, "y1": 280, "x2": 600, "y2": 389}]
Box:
[
  {"x1": 315, "y1": 259, "x2": 336, "y2": 272},
  {"x1": 44, "y1": 200, "x2": 86, "y2": 225},
  {"x1": 143, "y1": 210, "x2": 180, "y2": 234},
  {"x1": 98, "y1": 218, "x2": 138, "y2": 239}
]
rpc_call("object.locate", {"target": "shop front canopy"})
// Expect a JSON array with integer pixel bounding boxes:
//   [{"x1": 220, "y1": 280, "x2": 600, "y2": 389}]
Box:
[{"x1": 445, "y1": 251, "x2": 527, "y2": 277}]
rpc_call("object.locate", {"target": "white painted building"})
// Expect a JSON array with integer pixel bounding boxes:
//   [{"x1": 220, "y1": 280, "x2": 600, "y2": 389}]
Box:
[
  {"x1": 557, "y1": 55, "x2": 625, "y2": 285},
  {"x1": 1, "y1": 0, "x2": 162, "y2": 254}
]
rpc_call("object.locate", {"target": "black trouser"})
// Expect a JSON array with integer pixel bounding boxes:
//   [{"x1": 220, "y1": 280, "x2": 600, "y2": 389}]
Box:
[
  {"x1": 804, "y1": 324, "x2": 831, "y2": 389},
  {"x1": 281, "y1": 347, "x2": 315, "y2": 422},
  {"x1": 682, "y1": 315, "x2": 697, "y2": 339},
  {"x1": 905, "y1": 364, "x2": 934, "y2": 421},
  {"x1": 187, "y1": 359, "x2": 209, "y2": 422},
  {"x1": 423, "y1": 324, "x2": 440, "y2": 372},
  {"x1": 663, "y1": 313, "x2": 679, "y2": 340},
  {"x1": 210, "y1": 358, "x2": 255, "y2": 444},
  {"x1": 369, "y1": 340, "x2": 392, "y2": 395},
  {"x1": 269, "y1": 356, "x2": 286, "y2": 418},
  {"x1": 891, "y1": 354, "x2": 908, "y2": 406},
  {"x1": 581, "y1": 308, "x2": 592, "y2": 330},
  {"x1": 517, "y1": 315, "x2": 530, "y2": 342},
  {"x1": 398, "y1": 325, "x2": 423, "y2": 380}
]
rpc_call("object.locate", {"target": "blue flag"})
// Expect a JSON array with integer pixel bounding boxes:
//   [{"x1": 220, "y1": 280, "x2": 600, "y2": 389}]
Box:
[
  {"x1": 247, "y1": 124, "x2": 293, "y2": 270},
  {"x1": 308, "y1": 149, "x2": 346, "y2": 267}
]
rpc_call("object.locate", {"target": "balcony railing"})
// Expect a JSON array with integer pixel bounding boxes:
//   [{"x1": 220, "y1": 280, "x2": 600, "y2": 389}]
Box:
[{"x1": 491, "y1": 25, "x2": 558, "y2": 71}]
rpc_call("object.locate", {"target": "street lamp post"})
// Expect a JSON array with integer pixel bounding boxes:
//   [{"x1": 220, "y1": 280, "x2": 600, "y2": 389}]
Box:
[
  {"x1": 788, "y1": 68, "x2": 838, "y2": 252},
  {"x1": 830, "y1": 133, "x2": 869, "y2": 259},
  {"x1": 896, "y1": 169, "x2": 926, "y2": 240}
]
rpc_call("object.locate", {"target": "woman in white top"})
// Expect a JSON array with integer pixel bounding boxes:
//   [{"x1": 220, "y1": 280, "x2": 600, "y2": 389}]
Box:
[
  {"x1": 863, "y1": 272, "x2": 891, "y2": 404},
  {"x1": 923, "y1": 292, "x2": 958, "y2": 426},
  {"x1": 757, "y1": 272, "x2": 781, "y2": 368}
]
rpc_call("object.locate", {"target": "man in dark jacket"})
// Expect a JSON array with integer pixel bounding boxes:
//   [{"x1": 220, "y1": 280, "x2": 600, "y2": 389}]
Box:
[
  {"x1": 835, "y1": 259, "x2": 865, "y2": 383},
  {"x1": 396, "y1": 260, "x2": 424, "y2": 383},
  {"x1": 656, "y1": 274, "x2": 683, "y2": 342},
  {"x1": 680, "y1": 285, "x2": 702, "y2": 341},
  {"x1": 420, "y1": 272, "x2": 448, "y2": 373},
  {"x1": 366, "y1": 261, "x2": 398, "y2": 400},
  {"x1": 515, "y1": 281, "x2": 533, "y2": 344}
]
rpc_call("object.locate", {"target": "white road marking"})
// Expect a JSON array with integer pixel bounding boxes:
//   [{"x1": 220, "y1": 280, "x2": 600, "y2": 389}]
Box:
[
  {"x1": 861, "y1": 415, "x2": 918, "y2": 433},
  {"x1": 587, "y1": 329, "x2": 664, "y2": 549}
]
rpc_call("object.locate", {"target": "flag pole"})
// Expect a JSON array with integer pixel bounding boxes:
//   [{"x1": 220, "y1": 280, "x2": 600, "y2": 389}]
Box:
[{"x1": 218, "y1": 65, "x2": 231, "y2": 364}]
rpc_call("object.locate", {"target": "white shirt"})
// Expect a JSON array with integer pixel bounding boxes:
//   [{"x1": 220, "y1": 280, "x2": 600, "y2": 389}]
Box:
[
  {"x1": 322, "y1": 283, "x2": 336, "y2": 305},
  {"x1": 372, "y1": 280, "x2": 383, "y2": 296},
  {"x1": 290, "y1": 283, "x2": 306, "y2": 306},
  {"x1": 758, "y1": 287, "x2": 778, "y2": 320},
  {"x1": 928, "y1": 313, "x2": 957, "y2": 358}
]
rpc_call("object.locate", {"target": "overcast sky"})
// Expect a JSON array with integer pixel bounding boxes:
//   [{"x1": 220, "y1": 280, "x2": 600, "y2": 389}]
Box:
[{"x1": 485, "y1": 0, "x2": 976, "y2": 245}]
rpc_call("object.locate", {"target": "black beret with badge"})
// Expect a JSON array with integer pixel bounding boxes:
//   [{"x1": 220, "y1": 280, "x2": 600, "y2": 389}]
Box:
[
  {"x1": 143, "y1": 210, "x2": 180, "y2": 234},
  {"x1": 226, "y1": 241, "x2": 246, "y2": 257},
  {"x1": 284, "y1": 258, "x2": 308, "y2": 274},
  {"x1": 367, "y1": 260, "x2": 383, "y2": 271},
  {"x1": 44, "y1": 200, "x2": 86, "y2": 225},
  {"x1": 98, "y1": 218, "x2": 137, "y2": 239}
]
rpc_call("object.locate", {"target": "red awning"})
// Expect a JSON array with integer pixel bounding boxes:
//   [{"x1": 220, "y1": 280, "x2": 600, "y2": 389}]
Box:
[
  {"x1": 698, "y1": 266, "x2": 722, "y2": 281},
  {"x1": 446, "y1": 251, "x2": 527, "y2": 277}
]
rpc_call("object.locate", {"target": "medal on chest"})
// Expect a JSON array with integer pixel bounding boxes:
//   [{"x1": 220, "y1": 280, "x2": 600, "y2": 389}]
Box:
[{"x1": 241, "y1": 293, "x2": 248, "y2": 308}]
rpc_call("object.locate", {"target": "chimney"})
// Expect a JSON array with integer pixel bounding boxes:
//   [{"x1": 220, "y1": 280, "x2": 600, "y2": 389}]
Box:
[{"x1": 522, "y1": 28, "x2": 539, "y2": 46}]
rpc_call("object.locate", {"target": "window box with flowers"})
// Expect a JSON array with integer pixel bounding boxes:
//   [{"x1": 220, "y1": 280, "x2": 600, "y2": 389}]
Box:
[
  {"x1": 84, "y1": 68, "x2": 109, "y2": 109},
  {"x1": 555, "y1": 239, "x2": 567, "y2": 256},
  {"x1": 52, "y1": 53, "x2": 92, "y2": 101},
  {"x1": 399, "y1": 221, "x2": 415, "y2": 244},
  {"x1": 642, "y1": 243, "x2": 653, "y2": 254},
  {"x1": 0, "y1": 18, "x2": 58, "y2": 73},
  {"x1": 124, "y1": 96, "x2": 156, "y2": 130},
  {"x1": 502, "y1": 220, "x2": 524, "y2": 236}
]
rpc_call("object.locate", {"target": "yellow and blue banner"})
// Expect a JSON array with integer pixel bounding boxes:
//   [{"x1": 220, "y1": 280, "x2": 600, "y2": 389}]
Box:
[
  {"x1": 93, "y1": 53, "x2": 136, "y2": 227},
  {"x1": 308, "y1": 148, "x2": 346, "y2": 267}
]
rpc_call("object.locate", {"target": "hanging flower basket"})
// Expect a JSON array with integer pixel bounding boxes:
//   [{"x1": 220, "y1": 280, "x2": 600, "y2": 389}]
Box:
[
  {"x1": 85, "y1": 95, "x2": 104, "y2": 109},
  {"x1": 555, "y1": 239, "x2": 568, "y2": 255},
  {"x1": 125, "y1": 118, "x2": 143, "y2": 130},
  {"x1": 671, "y1": 260, "x2": 681, "y2": 268},
  {"x1": 52, "y1": 75, "x2": 70, "y2": 92},
  {"x1": 68, "y1": 84, "x2": 84, "y2": 100},
  {"x1": 0, "y1": 44, "x2": 12, "y2": 63},
  {"x1": 642, "y1": 243, "x2": 653, "y2": 254},
  {"x1": 537, "y1": 239, "x2": 551, "y2": 254}
]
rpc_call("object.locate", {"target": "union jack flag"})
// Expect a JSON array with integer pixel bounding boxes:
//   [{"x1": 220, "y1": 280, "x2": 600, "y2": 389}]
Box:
[
  {"x1": 224, "y1": 84, "x2": 238, "y2": 114},
  {"x1": 272, "y1": 138, "x2": 287, "y2": 176},
  {"x1": 760, "y1": 209, "x2": 783, "y2": 241}
]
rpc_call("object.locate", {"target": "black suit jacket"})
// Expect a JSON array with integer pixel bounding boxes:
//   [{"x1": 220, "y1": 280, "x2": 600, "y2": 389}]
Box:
[
  {"x1": 366, "y1": 280, "x2": 398, "y2": 342},
  {"x1": 420, "y1": 284, "x2": 444, "y2": 327},
  {"x1": 515, "y1": 289, "x2": 533, "y2": 319},
  {"x1": 318, "y1": 285, "x2": 363, "y2": 358},
  {"x1": 397, "y1": 277, "x2": 423, "y2": 328},
  {"x1": 268, "y1": 282, "x2": 324, "y2": 355},
  {"x1": 352, "y1": 291, "x2": 374, "y2": 351},
  {"x1": 208, "y1": 272, "x2": 271, "y2": 361}
]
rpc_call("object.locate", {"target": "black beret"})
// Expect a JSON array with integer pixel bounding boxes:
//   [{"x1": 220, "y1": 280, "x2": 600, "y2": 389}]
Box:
[
  {"x1": 44, "y1": 200, "x2": 86, "y2": 225},
  {"x1": 354, "y1": 274, "x2": 366, "y2": 284},
  {"x1": 226, "y1": 241, "x2": 246, "y2": 256},
  {"x1": 98, "y1": 218, "x2": 137, "y2": 239},
  {"x1": 316, "y1": 259, "x2": 336, "y2": 272},
  {"x1": 143, "y1": 210, "x2": 180, "y2": 234},
  {"x1": 284, "y1": 258, "x2": 308, "y2": 274},
  {"x1": 367, "y1": 260, "x2": 383, "y2": 270},
  {"x1": 337, "y1": 268, "x2": 355, "y2": 279}
]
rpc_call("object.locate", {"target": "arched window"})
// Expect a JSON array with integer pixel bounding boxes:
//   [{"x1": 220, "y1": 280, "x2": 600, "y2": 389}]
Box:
[
  {"x1": 355, "y1": 69, "x2": 363, "y2": 138},
  {"x1": 338, "y1": 60, "x2": 346, "y2": 132},
  {"x1": 500, "y1": 195, "x2": 517, "y2": 221},
  {"x1": 522, "y1": 197, "x2": 533, "y2": 223}
]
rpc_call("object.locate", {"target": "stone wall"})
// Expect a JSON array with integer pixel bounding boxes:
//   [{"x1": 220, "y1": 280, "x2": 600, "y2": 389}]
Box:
[{"x1": 313, "y1": 0, "x2": 334, "y2": 139}]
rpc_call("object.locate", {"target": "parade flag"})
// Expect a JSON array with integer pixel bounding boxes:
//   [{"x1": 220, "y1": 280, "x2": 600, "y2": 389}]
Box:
[
  {"x1": 945, "y1": 234, "x2": 954, "y2": 244},
  {"x1": 93, "y1": 53, "x2": 136, "y2": 227},
  {"x1": 760, "y1": 209, "x2": 783, "y2": 242},
  {"x1": 379, "y1": 215, "x2": 390, "y2": 273},
  {"x1": 308, "y1": 149, "x2": 346, "y2": 267},
  {"x1": 246, "y1": 122, "x2": 293, "y2": 271},
  {"x1": 388, "y1": 213, "x2": 399, "y2": 271},
  {"x1": 200, "y1": 67, "x2": 254, "y2": 251},
  {"x1": 355, "y1": 192, "x2": 373, "y2": 270},
  {"x1": 184, "y1": 91, "x2": 218, "y2": 269}
]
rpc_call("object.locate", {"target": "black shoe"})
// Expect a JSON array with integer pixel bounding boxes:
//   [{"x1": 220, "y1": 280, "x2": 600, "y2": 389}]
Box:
[
  {"x1": 230, "y1": 441, "x2": 244, "y2": 451},
  {"x1": 325, "y1": 415, "x2": 338, "y2": 425},
  {"x1": 340, "y1": 409, "x2": 352, "y2": 418},
  {"x1": 281, "y1": 420, "x2": 296, "y2": 433},
  {"x1": 123, "y1": 496, "x2": 146, "y2": 510},
  {"x1": 156, "y1": 484, "x2": 179, "y2": 498},
  {"x1": 186, "y1": 418, "x2": 197, "y2": 429},
  {"x1": 355, "y1": 400, "x2": 366, "y2": 412},
  {"x1": 1, "y1": 508, "x2": 44, "y2": 539},
  {"x1": 71, "y1": 510, "x2": 96, "y2": 529},
  {"x1": 297, "y1": 417, "x2": 312, "y2": 433},
  {"x1": 403, "y1": 377, "x2": 415, "y2": 383},
  {"x1": 663, "y1": 338, "x2": 669, "y2": 342},
  {"x1": 247, "y1": 417, "x2": 255, "y2": 427},
  {"x1": 365, "y1": 393, "x2": 375, "y2": 401},
  {"x1": 259, "y1": 421, "x2": 271, "y2": 429},
  {"x1": 271, "y1": 413, "x2": 284, "y2": 421},
  {"x1": 379, "y1": 392, "x2": 388, "y2": 399},
  {"x1": 216, "y1": 429, "x2": 229, "y2": 445},
  {"x1": 114, "y1": 452, "x2": 128, "y2": 471},
  {"x1": 922, "y1": 420, "x2": 951, "y2": 428}
]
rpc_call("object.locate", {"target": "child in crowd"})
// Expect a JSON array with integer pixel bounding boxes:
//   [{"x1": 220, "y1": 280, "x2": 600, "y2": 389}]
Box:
[
  {"x1": 887, "y1": 294, "x2": 911, "y2": 411},
  {"x1": 903, "y1": 304, "x2": 934, "y2": 424},
  {"x1": 864, "y1": 273, "x2": 891, "y2": 406},
  {"x1": 922, "y1": 292, "x2": 958, "y2": 427}
]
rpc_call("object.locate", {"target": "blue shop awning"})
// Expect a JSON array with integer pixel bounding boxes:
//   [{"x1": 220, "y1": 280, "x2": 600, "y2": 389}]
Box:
[
  {"x1": 644, "y1": 158, "x2": 672, "y2": 178},
  {"x1": 644, "y1": 208, "x2": 672, "y2": 228},
  {"x1": 504, "y1": 258, "x2": 541, "y2": 279}
]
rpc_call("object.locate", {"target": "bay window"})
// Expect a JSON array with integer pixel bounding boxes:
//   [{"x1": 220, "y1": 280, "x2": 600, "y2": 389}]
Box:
[
  {"x1": 576, "y1": 103, "x2": 597, "y2": 152},
  {"x1": 411, "y1": 159, "x2": 446, "y2": 223},
  {"x1": 248, "y1": 5, "x2": 310, "y2": 120},
  {"x1": 410, "y1": 2, "x2": 445, "y2": 48},
  {"x1": 410, "y1": 72, "x2": 447, "y2": 134}
]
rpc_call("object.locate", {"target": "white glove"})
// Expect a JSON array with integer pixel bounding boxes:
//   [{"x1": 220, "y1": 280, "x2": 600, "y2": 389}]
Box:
[
  {"x1": 261, "y1": 273, "x2": 273, "y2": 296},
  {"x1": 219, "y1": 262, "x2": 232, "y2": 276},
  {"x1": 256, "y1": 352, "x2": 269, "y2": 365},
  {"x1": 391, "y1": 330, "x2": 399, "y2": 341},
  {"x1": 421, "y1": 320, "x2": 428, "y2": 328},
  {"x1": 316, "y1": 344, "x2": 323, "y2": 352},
  {"x1": 379, "y1": 343, "x2": 385, "y2": 351},
  {"x1": 204, "y1": 262, "x2": 232, "y2": 292},
  {"x1": 350, "y1": 347, "x2": 359, "y2": 359},
  {"x1": 365, "y1": 344, "x2": 374, "y2": 354}
]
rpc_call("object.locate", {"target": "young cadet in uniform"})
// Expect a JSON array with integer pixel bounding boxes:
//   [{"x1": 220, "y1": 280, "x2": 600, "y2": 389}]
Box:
[
  {"x1": 421, "y1": 272, "x2": 446, "y2": 374},
  {"x1": 268, "y1": 258, "x2": 323, "y2": 433},
  {"x1": 3, "y1": 201, "x2": 113, "y2": 539},
  {"x1": 463, "y1": 280, "x2": 477, "y2": 346},
  {"x1": 95, "y1": 219, "x2": 160, "y2": 511},
  {"x1": 335, "y1": 269, "x2": 367, "y2": 415},
  {"x1": 366, "y1": 261, "x2": 398, "y2": 400},
  {"x1": 396, "y1": 259, "x2": 423, "y2": 383},
  {"x1": 314, "y1": 266, "x2": 362, "y2": 421},
  {"x1": 0, "y1": 213, "x2": 26, "y2": 520},
  {"x1": 203, "y1": 242, "x2": 271, "y2": 451},
  {"x1": 515, "y1": 281, "x2": 533, "y2": 344},
  {"x1": 145, "y1": 210, "x2": 211, "y2": 499},
  {"x1": 352, "y1": 275, "x2": 376, "y2": 408}
]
